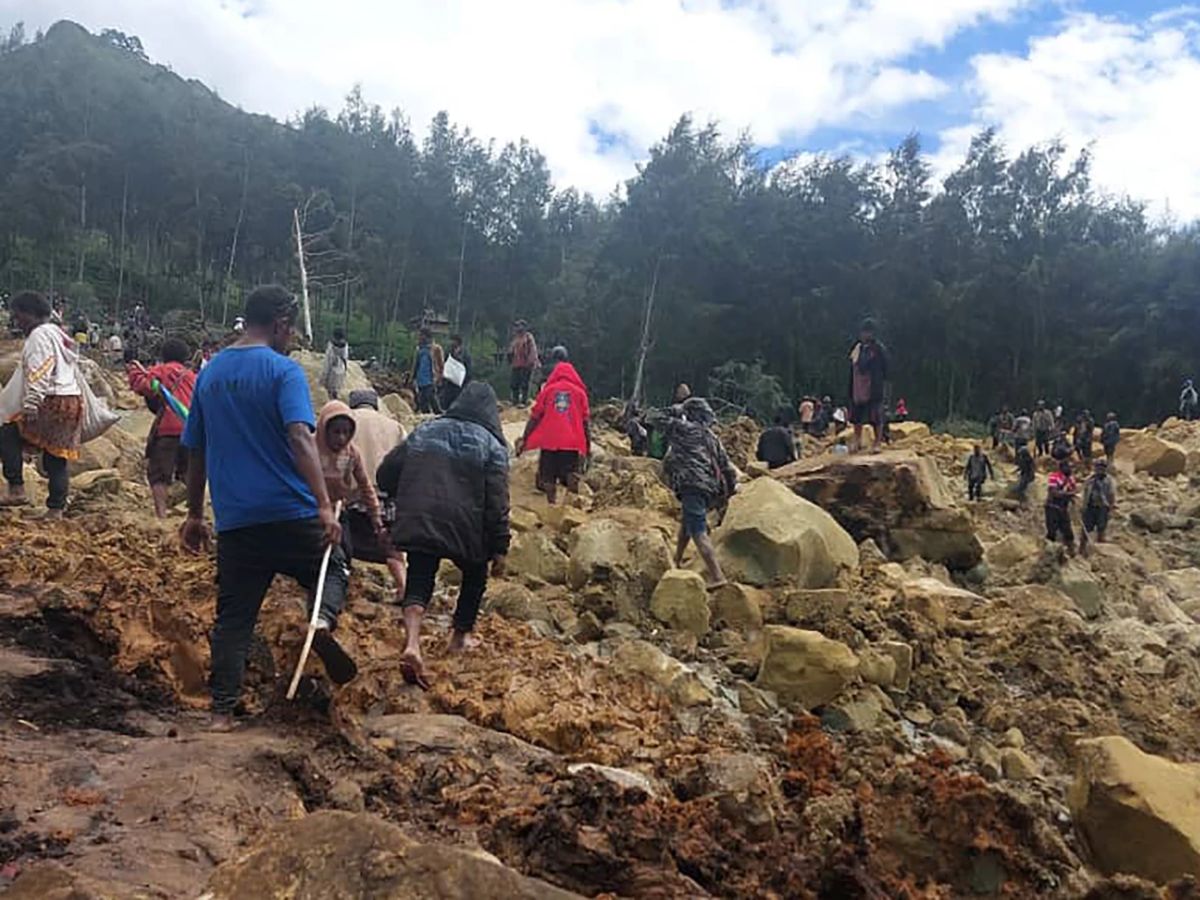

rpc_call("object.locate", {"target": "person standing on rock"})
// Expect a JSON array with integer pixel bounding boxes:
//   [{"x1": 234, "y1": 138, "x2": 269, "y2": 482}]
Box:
[
  {"x1": 1012, "y1": 409, "x2": 1033, "y2": 452},
  {"x1": 1032, "y1": 401, "x2": 1055, "y2": 457},
  {"x1": 756, "y1": 415, "x2": 798, "y2": 470},
  {"x1": 1080, "y1": 458, "x2": 1117, "y2": 552},
  {"x1": 516, "y1": 346, "x2": 590, "y2": 506},
  {"x1": 0, "y1": 291, "x2": 83, "y2": 517},
  {"x1": 664, "y1": 397, "x2": 736, "y2": 588},
  {"x1": 128, "y1": 337, "x2": 196, "y2": 519},
  {"x1": 1073, "y1": 409, "x2": 1096, "y2": 463},
  {"x1": 964, "y1": 444, "x2": 994, "y2": 501},
  {"x1": 320, "y1": 327, "x2": 350, "y2": 401},
  {"x1": 411, "y1": 328, "x2": 444, "y2": 415},
  {"x1": 180, "y1": 285, "x2": 357, "y2": 731},
  {"x1": 1180, "y1": 379, "x2": 1198, "y2": 421},
  {"x1": 1044, "y1": 459, "x2": 1079, "y2": 555},
  {"x1": 847, "y1": 318, "x2": 888, "y2": 453},
  {"x1": 377, "y1": 382, "x2": 510, "y2": 688},
  {"x1": 508, "y1": 320, "x2": 539, "y2": 406},
  {"x1": 1100, "y1": 412, "x2": 1121, "y2": 465}
]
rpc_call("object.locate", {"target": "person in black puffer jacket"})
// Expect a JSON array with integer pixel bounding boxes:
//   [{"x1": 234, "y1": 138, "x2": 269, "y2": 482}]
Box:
[
  {"x1": 377, "y1": 381, "x2": 510, "y2": 688},
  {"x1": 664, "y1": 397, "x2": 737, "y2": 588}
]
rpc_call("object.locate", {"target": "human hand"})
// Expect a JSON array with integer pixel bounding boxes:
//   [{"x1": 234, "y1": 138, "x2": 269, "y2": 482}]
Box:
[
  {"x1": 319, "y1": 505, "x2": 343, "y2": 547},
  {"x1": 514, "y1": 438, "x2": 525, "y2": 456},
  {"x1": 180, "y1": 515, "x2": 212, "y2": 555}
]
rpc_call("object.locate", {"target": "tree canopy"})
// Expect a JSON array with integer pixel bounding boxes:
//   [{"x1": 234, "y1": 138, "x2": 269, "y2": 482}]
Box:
[{"x1": 1, "y1": 20, "x2": 1197, "y2": 423}]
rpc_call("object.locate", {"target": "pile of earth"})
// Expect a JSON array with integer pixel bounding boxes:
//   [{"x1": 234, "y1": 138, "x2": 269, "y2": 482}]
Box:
[{"x1": 5, "y1": 356, "x2": 1200, "y2": 896}]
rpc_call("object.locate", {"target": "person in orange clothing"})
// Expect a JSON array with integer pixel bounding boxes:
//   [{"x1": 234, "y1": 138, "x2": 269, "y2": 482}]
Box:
[
  {"x1": 516, "y1": 346, "x2": 590, "y2": 506},
  {"x1": 128, "y1": 337, "x2": 196, "y2": 518}
]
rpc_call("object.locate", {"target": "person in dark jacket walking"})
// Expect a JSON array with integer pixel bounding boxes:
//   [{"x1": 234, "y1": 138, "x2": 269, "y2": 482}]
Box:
[
  {"x1": 1014, "y1": 440, "x2": 1036, "y2": 501},
  {"x1": 376, "y1": 382, "x2": 510, "y2": 689},
  {"x1": 847, "y1": 318, "x2": 889, "y2": 453},
  {"x1": 664, "y1": 397, "x2": 736, "y2": 587},
  {"x1": 756, "y1": 416, "x2": 798, "y2": 470},
  {"x1": 964, "y1": 444, "x2": 994, "y2": 501}
]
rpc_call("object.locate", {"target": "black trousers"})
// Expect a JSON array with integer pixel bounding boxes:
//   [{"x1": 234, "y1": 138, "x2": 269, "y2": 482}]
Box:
[
  {"x1": 402, "y1": 551, "x2": 487, "y2": 634},
  {"x1": 967, "y1": 478, "x2": 984, "y2": 501},
  {"x1": 1, "y1": 422, "x2": 69, "y2": 510},
  {"x1": 1035, "y1": 431, "x2": 1051, "y2": 457},
  {"x1": 415, "y1": 384, "x2": 441, "y2": 414},
  {"x1": 510, "y1": 367, "x2": 533, "y2": 405},
  {"x1": 212, "y1": 517, "x2": 348, "y2": 713},
  {"x1": 1045, "y1": 505, "x2": 1074, "y2": 544}
]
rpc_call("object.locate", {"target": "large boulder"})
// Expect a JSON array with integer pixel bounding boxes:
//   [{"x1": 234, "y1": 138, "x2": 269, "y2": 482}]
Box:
[
  {"x1": 889, "y1": 421, "x2": 931, "y2": 441},
  {"x1": 567, "y1": 518, "x2": 671, "y2": 619},
  {"x1": 1056, "y1": 560, "x2": 1105, "y2": 619},
  {"x1": 754, "y1": 625, "x2": 858, "y2": 709},
  {"x1": 777, "y1": 450, "x2": 983, "y2": 570},
  {"x1": 649, "y1": 570, "x2": 711, "y2": 637},
  {"x1": 1118, "y1": 431, "x2": 1188, "y2": 478},
  {"x1": 507, "y1": 530, "x2": 569, "y2": 585},
  {"x1": 610, "y1": 639, "x2": 712, "y2": 707},
  {"x1": 898, "y1": 577, "x2": 984, "y2": 627},
  {"x1": 712, "y1": 478, "x2": 857, "y2": 588},
  {"x1": 1069, "y1": 736, "x2": 1200, "y2": 883},
  {"x1": 205, "y1": 809, "x2": 580, "y2": 899}
]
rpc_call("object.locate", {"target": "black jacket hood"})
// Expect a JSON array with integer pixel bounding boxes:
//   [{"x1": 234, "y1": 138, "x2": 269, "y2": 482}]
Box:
[{"x1": 443, "y1": 381, "x2": 505, "y2": 446}]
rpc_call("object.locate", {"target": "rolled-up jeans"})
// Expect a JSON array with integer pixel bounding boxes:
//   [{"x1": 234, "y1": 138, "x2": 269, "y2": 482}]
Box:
[{"x1": 211, "y1": 517, "x2": 348, "y2": 713}]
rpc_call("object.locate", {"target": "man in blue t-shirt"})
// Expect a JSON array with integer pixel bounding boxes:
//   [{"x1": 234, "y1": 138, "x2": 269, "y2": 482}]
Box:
[
  {"x1": 411, "y1": 327, "x2": 443, "y2": 414},
  {"x1": 181, "y1": 284, "x2": 357, "y2": 730}
]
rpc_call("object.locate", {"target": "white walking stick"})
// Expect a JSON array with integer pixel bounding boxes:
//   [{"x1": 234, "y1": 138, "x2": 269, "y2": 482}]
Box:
[{"x1": 287, "y1": 501, "x2": 342, "y2": 700}]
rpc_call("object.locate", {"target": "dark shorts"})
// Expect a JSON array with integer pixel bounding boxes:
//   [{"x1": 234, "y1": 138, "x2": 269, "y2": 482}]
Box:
[
  {"x1": 1083, "y1": 505, "x2": 1109, "y2": 535},
  {"x1": 1045, "y1": 505, "x2": 1074, "y2": 543},
  {"x1": 537, "y1": 450, "x2": 580, "y2": 490},
  {"x1": 850, "y1": 401, "x2": 882, "y2": 426},
  {"x1": 146, "y1": 435, "x2": 187, "y2": 486},
  {"x1": 344, "y1": 507, "x2": 391, "y2": 565},
  {"x1": 680, "y1": 491, "x2": 710, "y2": 537}
]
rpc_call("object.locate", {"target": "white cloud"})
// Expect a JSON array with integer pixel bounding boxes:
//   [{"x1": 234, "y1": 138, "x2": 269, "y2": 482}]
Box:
[
  {"x1": 935, "y1": 11, "x2": 1200, "y2": 220},
  {"x1": 0, "y1": 0, "x2": 1030, "y2": 196}
]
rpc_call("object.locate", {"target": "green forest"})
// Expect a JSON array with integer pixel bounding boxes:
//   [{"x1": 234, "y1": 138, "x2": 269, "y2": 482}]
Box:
[{"x1": 1, "y1": 20, "x2": 1197, "y2": 423}]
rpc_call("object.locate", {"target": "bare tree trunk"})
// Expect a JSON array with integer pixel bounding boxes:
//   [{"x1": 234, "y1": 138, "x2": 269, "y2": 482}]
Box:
[
  {"x1": 453, "y1": 215, "x2": 467, "y2": 329},
  {"x1": 630, "y1": 255, "x2": 663, "y2": 404},
  {"x1": 341, "y1": 184, "x2": 357, "y2": 332},
  {"x1": 115, "y1": 171, "x2": 128, "y2": 323},
  {"x1": 194, "y1": 184, "x2": 205, "y2": 320},
  {"x1": 76, "y1": 181, "x2": 87, "y2": 282},
  {"x1": 222, "y1": 148, "x2": 250, "y2": 326},
  {"x1": 385, "y1": 248, "x2": 409, "y2": 365},
  {"x1": 293, "y1": 207, "x2": 313, "y2": 343}
]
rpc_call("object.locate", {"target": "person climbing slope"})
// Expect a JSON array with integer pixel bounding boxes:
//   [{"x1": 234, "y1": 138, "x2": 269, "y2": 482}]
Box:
[
  {"x1": 516, "y1": 346, "x2": 590, "y2": 506},
  {"x1": 1045, "y1": 459, "x2": 1079, "y2": 555},
  {"x1": 0, "y1": 291, "x2": 83, "y2": 518},
  {"x1": 377, "y1": 382, "x2": 510, "y2": 689},
  {"x1": 316, "y1": 399, "x2": 407, "y2": 601},
  {"x1": 180, "y1": 285, "x2": 356, "y2": 731},
  {"x1": 964, "y1": 444, "x2": 994, "y2": 501},
  {"x1": 1014, "y1": 439, "x2": 1036, "y2": 502},
  {"x1": 128, "y1": 337, "x2": 196, "y2": 518},
  {"x1": 664, "y1": 397, "x2": 737, "y2": 588},
  {"x1": 756, "y1": 415, "x2": 798, "y2": 470},
  {"x1": 320, "y1": 327, "x2": 349, "y2": 400}
]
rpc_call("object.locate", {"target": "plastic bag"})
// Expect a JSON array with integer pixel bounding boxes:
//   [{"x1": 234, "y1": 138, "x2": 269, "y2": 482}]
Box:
[
  {"x1": 0, "y1": 371, "x2": 21, "y2": 423},
  {"x1": 80, "y1": 374, "x2": 120, "y2": 443},
  {"x1": 443, "y1": 355, "x2": 467, "y2": 388}
]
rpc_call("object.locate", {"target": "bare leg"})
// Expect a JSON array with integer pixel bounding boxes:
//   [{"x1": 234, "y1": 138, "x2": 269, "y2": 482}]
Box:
[
  {"x1": 151, "y1": 483, "x2": 169, "y2": 519},
  {"x1": 852, "y1": 424, "x2": 863, "y2": 452},
  {"x1": 386, "y1": 554, "x2": 407, "y2": 602},
  {"x1": 674, "y1": 524, "x2": 690, "y2": 568},
  {"x1": 401, "y1": 605, "x2": 428, "y2": 686},
  {"x1": 695, "y1": 533, "x2": 726, "y2": 587},
  {"x1": 447, "y1": 632, "x2": 479, "y2": 653}
]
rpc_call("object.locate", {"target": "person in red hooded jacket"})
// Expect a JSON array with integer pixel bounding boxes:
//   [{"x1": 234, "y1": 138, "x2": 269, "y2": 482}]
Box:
[
  {"x1": 516, "y1": 346, "x2": 590, "y2": 505},
  {"x1": 128, "y1": 337, "x2": 196, "y2": 518}
]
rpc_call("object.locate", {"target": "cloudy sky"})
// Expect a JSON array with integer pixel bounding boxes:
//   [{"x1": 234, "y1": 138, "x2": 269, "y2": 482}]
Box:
[{"x1": 3, "y1": 0, "x2": 1199, "y2": 219}]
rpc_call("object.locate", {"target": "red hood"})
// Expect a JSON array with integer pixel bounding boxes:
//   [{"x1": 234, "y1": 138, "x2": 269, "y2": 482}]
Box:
[{"x1": 544, "y1": 362, "x2": 586, "y2": 392}]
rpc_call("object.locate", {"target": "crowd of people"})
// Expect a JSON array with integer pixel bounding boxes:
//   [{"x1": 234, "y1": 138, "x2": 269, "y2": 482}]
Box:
[{"x1": 4, "y1": 290, "x2": 1196, "y2": 726}]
